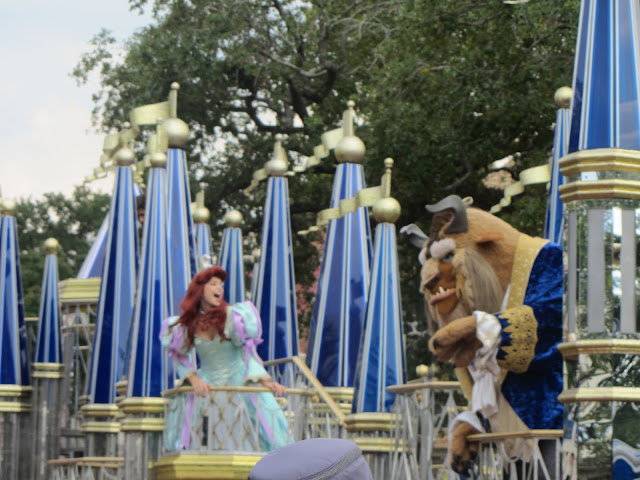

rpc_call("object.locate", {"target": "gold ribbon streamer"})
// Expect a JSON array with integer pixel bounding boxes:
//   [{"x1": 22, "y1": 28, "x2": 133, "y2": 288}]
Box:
[
  {"x1": 129, "y1": 101, "x2": 171, "y2": 132},
  {"x1": 298, "y1": 158, "x2": 394, "y2": 235},
  {"x1": 84, "y1": 93, "x2": 174, "y2": 184},
  {"x1": 244, "y1": 102, "x2": 358, "y2": 194},
  {"x1": 489, "y1": 163, "x2": 551, "y2": 214},
  {"x1": 243, "y1": 137, "x2": 289, "y2": 194},
  {"x1": 292, "y1": 127, "x2": 343, "y2": 173}
]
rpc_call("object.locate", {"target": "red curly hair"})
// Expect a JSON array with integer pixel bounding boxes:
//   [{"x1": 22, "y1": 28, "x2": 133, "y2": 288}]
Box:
[{"x1": 174, "y1": 266, "x2": 230, "y2": 348}]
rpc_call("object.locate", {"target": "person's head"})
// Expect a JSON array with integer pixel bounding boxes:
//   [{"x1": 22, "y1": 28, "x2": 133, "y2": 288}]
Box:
[
  {"x1": 136, "y1": 194, "x2": 146, "y2": 225},
  {"x1": 177, "y1": 266, "x2": 228, "y2": 346},
  {"x1": 181, "y1": 265, "x2": 227, "y2": 313}
]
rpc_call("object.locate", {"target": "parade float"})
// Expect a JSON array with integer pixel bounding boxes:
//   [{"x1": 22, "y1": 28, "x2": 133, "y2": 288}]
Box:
[{"x1": 1, "y1": 1, "x2": 640, "y2": 478}]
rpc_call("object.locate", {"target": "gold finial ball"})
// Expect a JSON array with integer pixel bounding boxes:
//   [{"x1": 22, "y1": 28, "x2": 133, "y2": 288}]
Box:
[
  {"x1": 372, "y1": 196, "x2": 401, "y2": 224},
  {"x1": 44, "y1": 237, "x2": 59, "y2": 254},
  {"x1": 224, "y1": 209, "x2": 243, "y2": 228},
  {"x1": 384, "y1": 157, "x2": 394, "y2": 169},
  {"x1": 554, "y1": 86, "x2": 573, "y2": 109},
  {"x1": 416, "y1": 364, "x2": 429, "y2": 378},
  {"x1": 265, "y1": 157, "x2": 288, "y2": 176},
  {"x1": 114, "y1": 146, "x2": 135, "y2": 166},
  {"x1": 163, "y1": 118, "x2": 190, "y2": 149},
  {"x1": 193, "y1": 206, "x2": 211, "y2": 224},
  {"x1": 149, "y1": 152, "x2": 167, "y2": 168},
  {"x1": 171, "y1": 82, "x2": 180, "y2": 91},
  {"x1": 2, "y1": 199, "x2": 16, "y2": 216},
  {"x1": 347, "y1": 100, "x2": 355, "y2": 109},
  {"x1": 335, "y1": 135, "x2": 366, "y2": 164}
]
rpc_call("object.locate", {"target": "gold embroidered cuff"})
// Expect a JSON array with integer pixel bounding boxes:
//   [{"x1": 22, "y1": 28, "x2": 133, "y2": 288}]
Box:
[{"x1": 497, "y1": 306, "x2": 537, "y2": 373}]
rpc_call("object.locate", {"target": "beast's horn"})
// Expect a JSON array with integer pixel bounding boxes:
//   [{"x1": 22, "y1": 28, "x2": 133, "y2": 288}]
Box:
[
  {"x1": 425, "y1": 195, "x2": 468, "y2": 234},
  {"x1": 400, "y1": 223, "x2": 429, "y2": 248}
]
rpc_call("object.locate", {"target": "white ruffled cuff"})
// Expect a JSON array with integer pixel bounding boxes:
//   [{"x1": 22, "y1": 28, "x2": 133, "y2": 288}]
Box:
[{"x1": 469, "y1": 311, "x2": 502, "y2": 418}]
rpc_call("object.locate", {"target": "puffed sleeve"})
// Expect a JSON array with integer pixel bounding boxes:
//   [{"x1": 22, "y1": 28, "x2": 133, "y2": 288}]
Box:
[
  {"x1": 223, "y1": 301, "x2": 271, "y2": 384},
  {"x1": 160, "y1": 316, "x2": 197, "y2": 383}
]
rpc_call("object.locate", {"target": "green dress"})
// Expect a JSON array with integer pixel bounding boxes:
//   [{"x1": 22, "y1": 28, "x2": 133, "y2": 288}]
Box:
[{"x1": 161, "y1": 301, "x2": 290, "y2": 452}]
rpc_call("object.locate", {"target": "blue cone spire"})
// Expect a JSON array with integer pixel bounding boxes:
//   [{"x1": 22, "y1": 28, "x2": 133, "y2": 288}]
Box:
[
  {"x1": 306, "y1": 107, "x2": 373, "y2": 387},
  {"x1": 77, "y1": 215, "x2": 109, "y2": 279},
  {"x1": 0, "y1": 201, "x2": 29, "y2": 386},
  {"x1": 254, "y1": 139, "x2": 299, "y2": 361},
  {"x1": 34, "y1": 239, "x2": 62, "y2": 364},
  {"x1": 569, "y1": 0, "x2": 640, "y2": 152},
  {"x1": 127, "y1": 154, "x2": 173, "y2": 397},
  {"x1": 352, "y1": 223, "x2": 406, "y2": 412},
  {"x1": 76, "y1": 184, "x2": 142, "y2": 280},
  {"x1": 544, "y1": 89, "x2": 572, "y2": 245},
  {"x1": 353, "y1": 188, "x2": 406, "y2": 412},
  {"x1": 193, "y1": 186, "x2": 213, "y2": 271},
  {"x1": 87, "y1": 160, "x2": 139, "y2": 404},
  {"x1": 194, "y1": 222, "x2": 213, "y2": 270},
  {"x1": 219, "y1": 211, "x2": 245, "y2": 304},
  {"x1": 166, "y1": 147, "x2": 196, "y2": 314}
]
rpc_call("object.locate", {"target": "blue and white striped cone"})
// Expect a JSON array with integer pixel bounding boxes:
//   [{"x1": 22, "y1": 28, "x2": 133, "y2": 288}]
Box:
[
  {"x1": 253, "y1": 142, "x2": 299, "y2": 361},
  {"x1": 77, "y1": 214, "x2": 109, "y2": 279},
  {"x1": 76, "y1": 183, "x2": 142, "y2": 280},
  {"x1": 568, "y1": 0, "x2": 640, "y2": 152},
  {"x1": 194, "y1": 222, "x2": 213, "y2": 270},
  {"x1": 87, "y1": 162, "x2": 139, "y2": 405},
  {"x1": 32, "y1": 238, "x2": 64, "y2": 480},
  {"x1": 219, "y1": 210, "x2": 245, "y2": 304},
  {"x1": 0, "y1": 200, "x2": 30, "y2": 386},
  {"x1": 193, "y1": 189, "x2": 213, "y2": 271},
  {"x1": 543, "y1": 88, "x2": 572, "y2": 245},
  {"x1": 34, "y1": 239, "x2": 62, "y2": 365},
  {"x1": 306, "y1": 162, "x2": 373, "y2": 387},
  {"x1": 126, "y1": 153, "x2": 173, "y2": 398},
  {"x1": 352, "y1": 217, "x2": 406, "y2": 413},
  {"x1": 166, "y1": 147, "x2": 196, "y2": 315}
]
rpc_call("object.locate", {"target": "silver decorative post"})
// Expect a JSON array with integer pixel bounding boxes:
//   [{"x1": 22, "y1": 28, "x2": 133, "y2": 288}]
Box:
[{"x1": 558, "y1": 1, "x2": 640, "y2": 477}]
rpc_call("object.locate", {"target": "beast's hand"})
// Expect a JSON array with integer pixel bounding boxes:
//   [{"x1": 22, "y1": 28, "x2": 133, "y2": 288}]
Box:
[
  {"x1": 429, "y1": 315, "x2": 481, "y2": 367},
  {"x1": 450, "y1": 421, "x2": 480, "y2": 476}
]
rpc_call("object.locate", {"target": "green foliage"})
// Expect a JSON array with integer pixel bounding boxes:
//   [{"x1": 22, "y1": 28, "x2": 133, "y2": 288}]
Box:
[
  {"x1": 16, "y1": 186, "x2": 110, "y2": 317},
  {"x1": 71, "y1": 0, "x2": 580, "y2": 371}
]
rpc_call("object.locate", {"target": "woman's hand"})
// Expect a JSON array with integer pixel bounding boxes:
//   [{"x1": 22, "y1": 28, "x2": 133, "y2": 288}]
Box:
[
  {"x1": 187, "y1": 373, "x2": 210, "y2": 398},
  {"x1": 260, "y1": 379, "x2": 287, "y2": 397}
]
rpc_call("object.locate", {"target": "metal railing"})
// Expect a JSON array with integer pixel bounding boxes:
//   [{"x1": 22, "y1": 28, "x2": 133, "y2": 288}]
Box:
[
  {"x1": 48, "y1": 457, "x2": 123, "y2": 480},
  {"x1": 468, "y1": 430, "x2": 564, "y2": 480},
  {"x1": 161, "y1": 385, "x2": 314, "y2": 453},
  {"x1": 388, "y1": 378, "x2": 564, "y2": 480},
  {"x1": 58, "y1": 304, "x2": 97, "y2": 458},
  {"x1": 264, "y1": 356, "x2": 346, "y2": 438},
  {"x1": 387, "y1": 380, "x2": 463, "y2": 480}
]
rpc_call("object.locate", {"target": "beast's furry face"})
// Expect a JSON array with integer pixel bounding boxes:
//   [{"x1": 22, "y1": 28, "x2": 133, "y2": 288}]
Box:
[{"x1": 421, "y1": 238, "x2": 503, "y2": 331}]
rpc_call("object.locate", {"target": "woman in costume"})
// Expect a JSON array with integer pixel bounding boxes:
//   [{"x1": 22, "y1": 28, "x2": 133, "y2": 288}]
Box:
[{"x1": 161, "y1": 265, "x2": 289, "y2": 452}]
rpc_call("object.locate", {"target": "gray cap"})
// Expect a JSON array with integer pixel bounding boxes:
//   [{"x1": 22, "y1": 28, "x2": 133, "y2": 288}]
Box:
[{"x1": 248, "y1": 438, "x2": 373, "y2": 480}]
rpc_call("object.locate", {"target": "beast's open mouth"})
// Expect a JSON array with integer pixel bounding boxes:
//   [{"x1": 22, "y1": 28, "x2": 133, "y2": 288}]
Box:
[{"x1": 429, "y1": 287, "x2": 457, "y2": 305}]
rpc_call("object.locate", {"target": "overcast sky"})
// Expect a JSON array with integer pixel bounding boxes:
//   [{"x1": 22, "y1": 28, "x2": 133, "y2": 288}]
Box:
[{"x1": 0, "y1": 1, "x2": 153, "y2": 201}]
